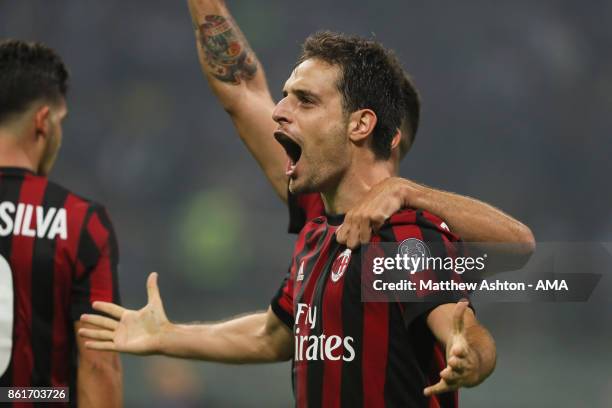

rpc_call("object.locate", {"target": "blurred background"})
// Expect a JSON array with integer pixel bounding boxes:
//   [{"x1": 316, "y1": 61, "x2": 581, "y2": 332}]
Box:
[{"x1": 1, "y1": 0, "x2": 611, "y2": 406}]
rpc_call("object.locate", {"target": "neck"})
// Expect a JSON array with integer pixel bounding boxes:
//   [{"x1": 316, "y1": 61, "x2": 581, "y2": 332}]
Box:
[
  {"x1": 321, "y1": 159, "x2": 392, "y2": 215},
  {"x1": 0, "y1": 129, "x2": 37, "y2": 172}
]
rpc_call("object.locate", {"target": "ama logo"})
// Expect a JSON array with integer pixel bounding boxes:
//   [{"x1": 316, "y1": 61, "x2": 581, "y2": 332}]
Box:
[{"x1": 330, "y1": 248, "x2": 351, "y2": 283}]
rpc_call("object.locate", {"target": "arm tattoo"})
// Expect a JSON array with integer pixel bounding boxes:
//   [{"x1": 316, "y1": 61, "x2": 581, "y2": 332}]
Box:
[{"x1": 197, "y1": 15, "x2": 258, "y2": 85}]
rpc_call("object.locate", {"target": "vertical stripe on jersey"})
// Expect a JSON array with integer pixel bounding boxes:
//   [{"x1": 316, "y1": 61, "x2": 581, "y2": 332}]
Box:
[
  {"x1": 339, "y1": 254, "x2": 363, "y2": 408},
  {"x1": 286, "y1": 223, "x2": 323, "y2": 398},
  {"x1": 361, "y1": 236, "x2": 389, "y2": 408},
  {"x1": 290, "y1": 223, "x2": 321, "y2": 316},
  {"x1": 97, "y1": 208, "x2": 119, "y2": 304},
  {"x1": 11, "y1": 175, "x2": 47, "y2": 390},
  {"x1": 320, "y1": 237, "x2": 346, "y2": 408},
  {"x1": 86, "y1": 209, "x2": 113, "y2": 304},
  {"x1": 294, "y1": 225, "x2": 334, "y2": 408},
  {"x1": 0, "y1": 173, "x2": 25, "y2": 388},
  {"x1": 72, "y1": 207, "x2": 99, "y2": 317},
  {"x1": 31, "y1": 179, "x2": 68, "y2": 388},
  {"x1": 305, "y1": 229, "x2": 340, "y2": 408},
  {"x1": 53, "y1": 194, "x2": 88, "y2": 388}
]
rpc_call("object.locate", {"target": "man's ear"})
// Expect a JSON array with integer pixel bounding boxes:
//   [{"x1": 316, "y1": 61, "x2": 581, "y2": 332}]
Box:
[
  {"x1": 347, "y1": 109, "x2": 377, "y2": 143},
  {"x1": 34, "y1": 105, "x2": 51, "y2": 140},
  {"x1": 390, "y1": 129, "x2": 401, "y2": 150}
]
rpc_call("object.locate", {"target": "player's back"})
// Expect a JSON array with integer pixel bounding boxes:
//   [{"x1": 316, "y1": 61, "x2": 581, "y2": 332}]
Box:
[{"x1": 0, "y1": 166, "x2": 119, "y2": 394}]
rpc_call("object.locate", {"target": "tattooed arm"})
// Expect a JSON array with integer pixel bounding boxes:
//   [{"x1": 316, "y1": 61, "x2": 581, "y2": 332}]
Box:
[{"x1": 188, "y1": 0, "x2": 288, "y2": 200}]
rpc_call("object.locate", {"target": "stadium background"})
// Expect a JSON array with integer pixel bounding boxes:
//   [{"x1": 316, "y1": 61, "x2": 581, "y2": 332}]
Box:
[{"x1": 1, "y1": 1, "x2": 611, "y2": 406}]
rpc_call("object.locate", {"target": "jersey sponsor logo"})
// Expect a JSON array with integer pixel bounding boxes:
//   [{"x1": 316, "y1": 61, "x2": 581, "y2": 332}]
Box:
[
  {"x1": 294, "y1": 303, "x2": 355, "y2": 362},
  {"x1": 296, "y1": 260, "x2": 305, "y2": 282},
  {"x1": 440, "y1": 222, "x2": 450, "y2": 231},
  {"x1": 330, "y1": 248, "x2": 351, "y2": 283},
  {"x1": 0, "y1": 202, "x2": 67, "y2": 240}
]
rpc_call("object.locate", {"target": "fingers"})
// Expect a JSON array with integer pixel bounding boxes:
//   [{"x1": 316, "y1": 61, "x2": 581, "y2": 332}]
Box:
[
  {"x1": 358, "y1": 215, "x2": 372, "y2": 246},
  {"x1": 146, "y1": 272, "x2": 161, "y2": 304},
  {"x1": 440, "y1": 365, "x2": 462, "y2": 384},
  {"x1": 345, "y1": 214, "x2": 360, "y2": 249},
  {"x1": 452, "y1": 300, "x2": 469, "y2": 334},
  {"x1": 92, "y1": 301, "x2": 125, "y2": 320},
  {"x1": 423, "y1": 379, "x2": 453, "y2": 397},
  {"x1": 336, "y1": 224, "x2": 347, "y2": 245},
  {"x1": 78, "y1": 328, "x2": 115, "y2": 341},
  {"x1": 84, "y1": 341, "x2": 117, "y2": 352},
  {"x1": 447, "y1": 355, "x2": 466, "y2": 374},
  {"x1": 337, "y1": 213, "x2": 372, "y2": 249},
  {"x1": 80, "y1": 313, "x2": 119, "y2": 331},
  {"x1": 336, "y1": 214, "x2": 360, "y2": 249}
]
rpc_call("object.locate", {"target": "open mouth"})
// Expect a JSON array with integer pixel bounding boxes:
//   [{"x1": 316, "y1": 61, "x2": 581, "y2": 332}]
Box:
[{"x1": 274, "y1": 131, "x2": 302, "y2": 174}]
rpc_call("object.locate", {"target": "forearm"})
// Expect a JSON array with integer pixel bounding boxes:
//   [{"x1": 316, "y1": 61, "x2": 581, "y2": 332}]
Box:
[
  {"x1": 464, "y1": 324, "x2": 496, "y2": 386},
  {"x1": 77, "y1": 354, "x2": 122, "y2": 407},
  {"x1": 189, "y1": 0, "x2": 257, "y2": 91},
  {"x1": 188, "y1": 0, "x2": 288, "y2": 200},
  {"x1": 401, "y1": 180, "x2": 533, "y2": 245},
  {"x1": 158, "y1": 312, "x2": 291, "y2": 364},
  {"x1": 417, "y1": 188, "x2": 532, "y2": 244}
]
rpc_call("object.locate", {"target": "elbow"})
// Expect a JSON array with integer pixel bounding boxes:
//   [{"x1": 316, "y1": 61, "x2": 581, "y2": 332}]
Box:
[
  {"x1": 80, "y1": 351, "x2": 122, "y2": 383},
  {"x1": 517, "y1": 224, "x2": 536, "y2": 255},
  {"x1": 260, "y1": 342, "x2": 292, "y2": 363},
  {"x1": 222, "y1": 100, "x2": 240, "y2": 117},
  {"x1": 78, "y1": 352, "x2": 122, "y2": 407},
  {"x1": 513, "y1": 224, "x2": 536, "y2": 267}
]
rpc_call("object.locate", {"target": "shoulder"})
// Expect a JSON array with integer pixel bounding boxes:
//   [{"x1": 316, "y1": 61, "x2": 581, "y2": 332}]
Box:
[
  {"x1": 45, "y1": 180, "x2": 115, "y2": 235},
  {"x1": 377, "y1": 209, "x2": 459, "y2": 242},
  {"x1": 47, "y1": 179, "x2": 110, "y2": 214}
]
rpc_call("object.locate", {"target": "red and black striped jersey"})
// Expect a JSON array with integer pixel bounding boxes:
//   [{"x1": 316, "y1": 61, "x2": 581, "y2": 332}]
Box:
[
  {"x1": 272, "y1": 208, "x2": 466, "y2": 408},
  {"x1": 288, "y1": 192, "x2": 324, "y2": 234},
  {"x1": 0, "y1": 167, "x2": 120, "y2": 405}
]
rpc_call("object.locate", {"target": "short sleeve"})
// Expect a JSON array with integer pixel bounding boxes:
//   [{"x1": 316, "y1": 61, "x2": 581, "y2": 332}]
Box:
[
  {"x1": 378, "y1": 210, "x2": 472, "y2": 328},
  {"x1": 70, "y1": 205, "x2": 120, "y2": 320},
  {"x1": 270, "y1": 266, "x2": 294, "y2": 329},
  {"x1": 288, "y1": 190, "x2": 325, "y2": 234}
]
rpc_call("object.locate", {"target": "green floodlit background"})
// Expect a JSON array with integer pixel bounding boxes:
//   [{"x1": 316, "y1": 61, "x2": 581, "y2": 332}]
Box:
[{"x1": 2, "y1": 1, "x2": 612, "y2": 406}]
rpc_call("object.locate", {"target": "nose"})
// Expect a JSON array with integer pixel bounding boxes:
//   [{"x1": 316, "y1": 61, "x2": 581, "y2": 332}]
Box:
[{"x1": 272, "y1": 96, "x2": 291, "y2": 125}]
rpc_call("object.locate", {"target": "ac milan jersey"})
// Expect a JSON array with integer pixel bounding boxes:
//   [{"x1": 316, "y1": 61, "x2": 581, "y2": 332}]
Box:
[
  {"x1": 272, "y1": 208, "x2": 466, "y2": 408},
  {"x1": 0, "y1": 167, "x2": 120, "y2": 406},
  {"x1": 288, "y1": 192, "x2": 324, "y2": 234}
]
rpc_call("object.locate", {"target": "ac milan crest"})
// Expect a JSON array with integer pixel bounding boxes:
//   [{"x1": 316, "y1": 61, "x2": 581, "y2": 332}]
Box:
[{"x1": 331, "y1": 248, "x2": 352, "y2": 282}]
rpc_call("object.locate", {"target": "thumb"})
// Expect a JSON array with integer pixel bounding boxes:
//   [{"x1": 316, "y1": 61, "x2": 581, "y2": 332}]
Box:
[
  {"x1": 453, "y1": 300, "x2": 469, "y2": 334},
  {"x1": 146, "y1": 272, "x2": 162, "y2": 305}
]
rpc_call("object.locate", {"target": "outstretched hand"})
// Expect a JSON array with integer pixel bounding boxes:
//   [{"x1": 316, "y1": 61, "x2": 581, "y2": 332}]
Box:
[
  {"x1": 79, "y1": 272, "x2": 170, "y2": 355},
  {"x1": 424, "y1": 301, "x2": 482, "y2": 396}
]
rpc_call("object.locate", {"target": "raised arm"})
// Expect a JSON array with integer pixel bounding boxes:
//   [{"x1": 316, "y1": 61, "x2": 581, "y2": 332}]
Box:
[
  {"x1": 187, "y1": 0, "x2": 287, "y2": 200},
  {"x1": 424, "y1": 301, "x2": 496, "y2": 396},
  {"x1": 79, "y1": 273, "x2": 293, "y2": 364}
]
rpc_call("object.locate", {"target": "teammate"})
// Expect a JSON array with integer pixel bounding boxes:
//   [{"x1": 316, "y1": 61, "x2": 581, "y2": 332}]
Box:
[
  {"x1": 79, "y1": 32, "x2": 496, "y2": 406},
  {"x1": 0, "y1": 40, "x2": 122, "y2": 407},
  {"x1": 186, "y1": 0, "x2": 535, "y2": 265}
]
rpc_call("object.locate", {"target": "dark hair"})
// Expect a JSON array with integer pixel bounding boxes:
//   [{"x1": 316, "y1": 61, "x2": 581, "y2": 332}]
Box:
[
  {"x1": 398, "y1": 72, "x2": 421, "y2": 158},
  {"x1": 0, "y1": 40, "x2": 69, "y2": 123},
  {"x1": 298, "y1": 31, "x2": 411, "y2": 160}
]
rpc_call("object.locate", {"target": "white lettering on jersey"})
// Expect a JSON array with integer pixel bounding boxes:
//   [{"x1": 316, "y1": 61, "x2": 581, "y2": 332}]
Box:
[
  {"x1": 293, "y1": 303, "x2": 355, "y2": 362},
  {"x1": 0, "y1": 202, "x2": 67, "y2": 240}
]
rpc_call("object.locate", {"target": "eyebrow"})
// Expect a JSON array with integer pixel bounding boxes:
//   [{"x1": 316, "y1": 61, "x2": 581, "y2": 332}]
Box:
[{"x1": 282, "y1": 88, "x2": 321, "y2": 103}]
